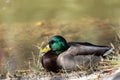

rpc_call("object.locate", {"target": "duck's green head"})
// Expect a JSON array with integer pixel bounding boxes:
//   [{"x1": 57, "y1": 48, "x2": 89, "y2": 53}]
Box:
[{"x1": 42, "y1": 35, "x2": 69, "y2": 55}]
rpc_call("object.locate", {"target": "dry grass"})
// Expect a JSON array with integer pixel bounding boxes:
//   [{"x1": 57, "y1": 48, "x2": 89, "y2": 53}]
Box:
[{"x1": 0, "y1": 18, "x2": 120, "y2": 79}]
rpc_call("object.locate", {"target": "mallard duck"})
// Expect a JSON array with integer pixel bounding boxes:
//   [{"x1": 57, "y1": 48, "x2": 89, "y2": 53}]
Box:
[{"x1": 41, "y1": 35, "x2": 113, "y2": 72}]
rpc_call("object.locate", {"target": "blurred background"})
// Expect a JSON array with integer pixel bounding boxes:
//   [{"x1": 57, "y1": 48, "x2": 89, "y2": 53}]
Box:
[{"x1": 0, "y1": 0, "x2": 120, "y2": 73}]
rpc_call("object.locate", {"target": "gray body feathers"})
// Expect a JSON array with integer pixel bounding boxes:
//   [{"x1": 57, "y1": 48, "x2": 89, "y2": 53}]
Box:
[{"x1": 57, "y1": 42, "x2": 113, "y2": 70}]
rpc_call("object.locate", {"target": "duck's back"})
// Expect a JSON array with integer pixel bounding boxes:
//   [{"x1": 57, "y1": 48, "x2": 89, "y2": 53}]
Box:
[{"x1": 68, "y1": 42, "x2": 113, "y2": 56}]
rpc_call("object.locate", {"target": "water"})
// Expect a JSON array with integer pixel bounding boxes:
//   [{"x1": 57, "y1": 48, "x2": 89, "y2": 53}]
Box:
[{"x1": 0, "y1": 0, "x2": 120, "y2": 22}]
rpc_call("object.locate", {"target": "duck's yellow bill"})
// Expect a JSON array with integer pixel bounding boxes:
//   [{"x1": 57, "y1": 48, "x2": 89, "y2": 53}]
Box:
[{"x1": 41, "y1": 45, "x2": 51, "y2": 53}]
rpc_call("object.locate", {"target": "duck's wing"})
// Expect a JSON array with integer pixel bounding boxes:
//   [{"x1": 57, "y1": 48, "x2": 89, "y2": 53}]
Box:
[
  {"x1": 57, "y1": 54, "x2": 102, "y2": 70},
  {"x1": 67, "y1": 42, "x2": 113, "y2": 56},
  {"x1": 57, "y1": 42, "x2": 113, "y2": 70}
]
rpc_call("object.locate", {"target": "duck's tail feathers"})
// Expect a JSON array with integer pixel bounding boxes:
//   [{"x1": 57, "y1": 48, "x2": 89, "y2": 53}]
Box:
[{"x1": 103, "y1": 47, "x2": 114, "y2": 56}]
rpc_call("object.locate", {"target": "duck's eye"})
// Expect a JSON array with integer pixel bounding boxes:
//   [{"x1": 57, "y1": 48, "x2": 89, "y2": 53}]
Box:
[{"x1": 49, "y1": 40, "x2": 55, "y2": 44}]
